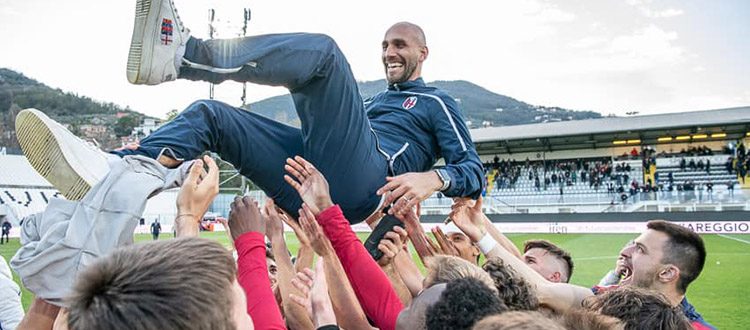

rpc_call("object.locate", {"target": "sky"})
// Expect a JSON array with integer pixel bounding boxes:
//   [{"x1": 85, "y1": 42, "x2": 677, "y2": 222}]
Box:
[{"x1": 1, "y1": 0, "x2": 748, "y2": 119}]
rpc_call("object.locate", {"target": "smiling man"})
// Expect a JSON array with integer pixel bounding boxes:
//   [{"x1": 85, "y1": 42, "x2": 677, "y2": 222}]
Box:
[{"x1": 18, "y1": 0, "x2": 483, "y2": 242}]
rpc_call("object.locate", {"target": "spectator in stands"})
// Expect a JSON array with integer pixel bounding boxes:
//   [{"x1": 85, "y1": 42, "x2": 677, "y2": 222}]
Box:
[
  {"x1": 1, "y1": 218, "x2": 10, "y2": 244},
  {"x1": 150, "y1": 219, "x2": 161, "y2": 240},
  {"x1": 523, "y1": 240, "x2": 574, "y2": 283},
  {"x1": 62, "y1": 238, "x2": 253, "y2": 330}
]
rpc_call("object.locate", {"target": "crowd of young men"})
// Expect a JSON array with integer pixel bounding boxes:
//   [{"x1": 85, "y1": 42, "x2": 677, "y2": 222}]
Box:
[{"x1": 1, "y1": 0, "x2": 716, "y2": 328}]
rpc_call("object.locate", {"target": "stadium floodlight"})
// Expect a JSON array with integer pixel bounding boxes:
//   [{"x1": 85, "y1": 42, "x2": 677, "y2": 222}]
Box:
[
  {"x1": 657, "y1": 136, "x2": 673, "y2": 142},
  {"x1": 675, "y1": 135, "x2": 691, "y2": 141},
  {"x1": 711, "y1": 133, "x2": 726, "y2": 138},
  {"x1": 693, "y1": 134, "x2": 708, "y2": 139},
  {"x1": 612, "y1": 140, "x2": 627, "y2": 145},
  {"x1": 626, "y1": 139, "x2": 641, "y2": 144}
]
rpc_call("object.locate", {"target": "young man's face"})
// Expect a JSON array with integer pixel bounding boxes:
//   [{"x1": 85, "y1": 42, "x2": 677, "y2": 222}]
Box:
[
  {"x1": 382, "y1": 24, "x2": 427, "y2": 84},
  {"x1": 266, "y1": 257, "x2": 278, "y2": 288},
  {"x1": 448, "y1": 232, "x2": 480, "y2": 264},
  {"x1": 523, "y1": 248, "x2": 565, "y2": 283},
  {"x1": 619, "y1": 229, "x2": 669, "y2": 290}
]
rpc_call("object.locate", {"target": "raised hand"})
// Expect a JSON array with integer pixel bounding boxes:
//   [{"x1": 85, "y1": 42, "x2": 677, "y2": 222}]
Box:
[
  {"x1": 298, "y1": 204, "x2": 332, "y2": 257},
  {"x1": 263, "y1": 198, "x2": 285, "y2": 242},
  {"x1": 378, "y1": 226, "x2": 408, "y2": 267},
  {"x1": 290, "y1": 260, "x2": 337, "y2": 328},
  {"x1": 284, "y1": 156, "x2": 333, "y2": 215},
  {"x1": 176, "y1": 155, "x2": 220, "y2": 223},
  {"x1": 431, "y1": 226, "x2": 461, "y2": 257},
  {"x1": 376, "y1": 171, "x2": 443, "y2": 216},
  {"x1": 228, "y1": 196, "x2": 265, "y2": 240},
  {"x1": 448, "y1": 196, "x2": 486, "y2": 242}
]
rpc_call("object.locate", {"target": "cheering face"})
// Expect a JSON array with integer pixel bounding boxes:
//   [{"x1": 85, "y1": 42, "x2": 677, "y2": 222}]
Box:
[
  {"x1": 619, "y1": 230, "x2": 669, "y2": 290},
  {"x1": 382, "y1": 24, "x2": 427, "y2": 84},
  {"x1": 448, "y1": 232, "x2": 480, "y2": 264}
]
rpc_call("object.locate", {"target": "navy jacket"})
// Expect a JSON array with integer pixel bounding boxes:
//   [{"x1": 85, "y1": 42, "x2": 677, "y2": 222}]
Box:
[{"x1": 365, "y1": 78, "x2": 484, "y2": 198}]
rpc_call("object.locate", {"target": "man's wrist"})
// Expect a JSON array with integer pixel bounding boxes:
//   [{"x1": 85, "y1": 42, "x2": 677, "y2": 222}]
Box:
[{"x1": 433, "y1": 169, "x2": 450, "y2": 191}]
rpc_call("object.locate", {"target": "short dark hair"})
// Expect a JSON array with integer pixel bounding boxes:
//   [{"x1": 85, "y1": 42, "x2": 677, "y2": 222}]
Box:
[
  {"x1": 482, "y1": 257, "x2": 539, "y2": 311},
  {"x1": 583, "y1": 287, "x2": 691, "y2": 330},
  {"x1": 524, "y1": 239, "x2": 574, "y2": 282},
  {"x1": 472, "y1": 311, "x2": 565, "y2": 330},
  {"x1": 647, "y1": 220, "x2": 706, "y2": 294},
  {"x1": 67, "y1": 238, "x2": 237, "y2": 330},
  {"x1": 426, "y1": 277, "x2": 507, "y2": 330}
]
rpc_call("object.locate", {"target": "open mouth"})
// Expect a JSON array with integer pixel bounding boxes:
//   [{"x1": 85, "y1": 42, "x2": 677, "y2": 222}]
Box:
[{"x1": 618, "y1": 264, "x2": 633, "y2": 285}]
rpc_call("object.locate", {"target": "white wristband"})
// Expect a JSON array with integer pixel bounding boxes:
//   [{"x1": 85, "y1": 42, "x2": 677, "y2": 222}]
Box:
[{"x1": 477, "y1": 233, "x2": 498, "y2": 254}]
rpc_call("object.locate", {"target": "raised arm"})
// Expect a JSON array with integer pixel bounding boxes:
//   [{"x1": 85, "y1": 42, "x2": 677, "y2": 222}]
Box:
[
  {"x1": 228, "y1": 196, "x2": 286, "y2": 330},
  {"x1": 285, "y1": 156, "x2": 403, "y2": 330},
  {"x1": 450, "y1": 202, "x2": 592, "y2": 313},
  {"x1": 265, "y1": 198, "x2": 315, "y2": 330},
  {"x1": 174, "y1": 156, "x2": 219, "y2": 238},
  {"x1": 297, "y1": 211, "x2": 372, "y2": 330},
  {"x1": 450, "y1": 197, "x2": 522, "y2": 259}
]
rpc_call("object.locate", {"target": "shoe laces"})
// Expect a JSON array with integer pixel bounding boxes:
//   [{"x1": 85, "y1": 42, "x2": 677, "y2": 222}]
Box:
[{"x1": 170, "y1": 0, "x2": 189, "y2": 34}]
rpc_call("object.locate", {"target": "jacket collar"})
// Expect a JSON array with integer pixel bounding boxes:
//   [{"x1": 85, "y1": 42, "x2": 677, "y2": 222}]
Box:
[{"x1": 388, "y1": 77, "x2": 426, "y2": 91}]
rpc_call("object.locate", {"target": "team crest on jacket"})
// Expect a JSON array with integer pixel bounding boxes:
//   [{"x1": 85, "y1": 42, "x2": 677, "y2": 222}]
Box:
[{"x1": 402, "y1": 96, "x2": 418, "y2": 110}]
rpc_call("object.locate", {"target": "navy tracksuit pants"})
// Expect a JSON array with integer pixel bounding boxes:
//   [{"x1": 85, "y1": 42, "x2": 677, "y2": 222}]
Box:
[{"x1": 114, "y1": 33, "x2": 387, "y2": 223}]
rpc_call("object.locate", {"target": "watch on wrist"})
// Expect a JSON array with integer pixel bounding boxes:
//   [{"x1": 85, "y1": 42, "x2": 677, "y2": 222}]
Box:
[{"x1": 434, "y1": 169, "x2": 451, "y2": 191}]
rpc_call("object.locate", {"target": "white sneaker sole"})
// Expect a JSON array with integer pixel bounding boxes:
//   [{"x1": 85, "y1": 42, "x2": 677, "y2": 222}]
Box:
[
  {"x1": 16, "y1": 109, "x2": 93, "y2": 201},
  {"x1": 127, "y1": 0, "x2": 156, "y2": 84}
]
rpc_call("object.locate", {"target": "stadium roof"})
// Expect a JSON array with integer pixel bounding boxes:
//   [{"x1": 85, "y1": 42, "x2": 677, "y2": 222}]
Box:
[
  {"x1": 0, "y1": 154, "x2": 53, "y2": 188},
  {"x1": 469, "y1": 106, "x2": 750, "y2": 154}
]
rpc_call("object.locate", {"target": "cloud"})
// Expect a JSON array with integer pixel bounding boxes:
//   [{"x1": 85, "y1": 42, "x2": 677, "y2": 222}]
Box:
[{"x1": 625, "y1": 0, "x2": 684, "y2": 19}]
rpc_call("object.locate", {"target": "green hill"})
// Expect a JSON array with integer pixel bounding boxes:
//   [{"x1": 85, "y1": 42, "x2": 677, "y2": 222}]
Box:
[
  {"x1": 0, "y1": 68, "x2": 144, "y2": 150},
  {"x1": 244, "y1": 79, "x2": 601, "y2": 128}
]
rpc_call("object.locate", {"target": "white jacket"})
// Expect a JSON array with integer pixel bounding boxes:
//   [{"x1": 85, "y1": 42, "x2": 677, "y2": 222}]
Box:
[{"x1": 0, "y1": 256, "x2": 23, "y2": 330}]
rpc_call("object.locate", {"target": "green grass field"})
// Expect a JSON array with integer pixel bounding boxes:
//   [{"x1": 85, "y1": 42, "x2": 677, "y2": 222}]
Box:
[{"x1": 2, "y1": 232, "x2": 748, "y2": 329}]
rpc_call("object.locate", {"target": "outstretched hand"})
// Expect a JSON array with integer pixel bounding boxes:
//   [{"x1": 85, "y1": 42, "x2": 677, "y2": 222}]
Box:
[
  {"x1": 298, "y1": 204, "x2": 332, "y2": 257},
  {"x1": 176, "y1": 155, "x2": 220, "y2": 222},
  {"x1": 377, "y1": 226, "x2": 408, "y2": 267},
  {"x1": 448, "y1": 196, "x2": 486, "y2": 242},
  {"x1": 284, "y1": 156, "x2": 333, "y2": 215},
  {"x1": 377, "y1": 171, "x2": 443, "y2": 216},
  {"x1": 263, "y1": 198, "x2": 286, "y2": 242},
  {"x1": 290, "y1": 260, "x2": 337, "y2": 328},
  {"x1": 228, "y1": 196, "x2": 265, "y2": 240}
]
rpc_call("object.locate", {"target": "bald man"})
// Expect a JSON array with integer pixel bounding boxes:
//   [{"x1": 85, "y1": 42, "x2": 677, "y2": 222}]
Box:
[{"x1": 22, "y1": 0, "x2": 483, "y2": 236}]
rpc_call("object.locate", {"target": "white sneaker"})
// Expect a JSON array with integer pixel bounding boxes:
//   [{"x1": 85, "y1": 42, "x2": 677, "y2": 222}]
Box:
[
  {"x1": 126, "y1": 0, "x2": 190, "y2": 85},
  {"x1": 15, "y1": 109, "x2": 112, "y2": 201}
]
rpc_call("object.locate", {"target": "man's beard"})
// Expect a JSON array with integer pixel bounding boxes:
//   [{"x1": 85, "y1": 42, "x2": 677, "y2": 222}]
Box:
[
  {"x1": 631, "y1": 267, "x2": 658, "y2": 290},
  {"x1": 386, "y1": 60, "x2": 418, "y2": 84}
]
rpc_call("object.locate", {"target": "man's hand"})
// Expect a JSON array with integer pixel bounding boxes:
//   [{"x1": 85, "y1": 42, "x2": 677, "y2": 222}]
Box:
[
  {"x1": 228, "y1": 196, "x2": 265, "y2": 240},
  {"x1": 431, "y1": 226, "x2": 461, "y2": 257},
  {"x1": 290, "y1": 260, "x2": 337, "y2": 328},
  {"x1": 176, "y1": 155, "x2": 220, "y2": 223},
  {"x1": 263, "y1": 198, "x2": 285, "y2": 242},
  {"x1": 449, "y1": 196, "x2": 486, "y2": 242},
  {"x1": 284, "y1": 156, "x2": 333, "y2": 215},
  {"x1": 377, "y1": 226, "x2": 408, "y2": 267},
  {"x1": 377, "y1": 171, "x2": 443, "y2": 216},
  {"x1": 298, "y1": 204, "x2": 332, "y2": 257}
]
